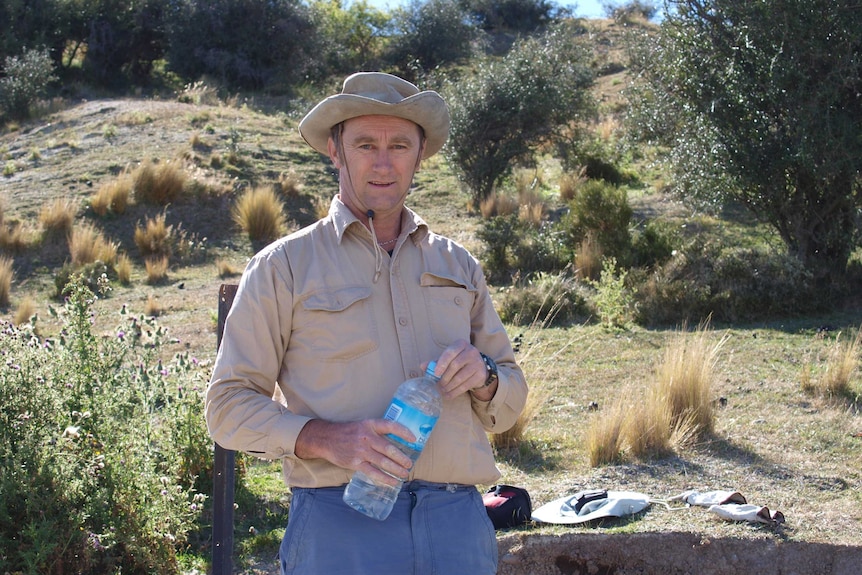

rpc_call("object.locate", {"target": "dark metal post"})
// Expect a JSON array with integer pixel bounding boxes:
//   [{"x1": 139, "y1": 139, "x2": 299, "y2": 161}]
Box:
[{"x1": 213, "y1": 284, "x2": 238, "y2": 575}]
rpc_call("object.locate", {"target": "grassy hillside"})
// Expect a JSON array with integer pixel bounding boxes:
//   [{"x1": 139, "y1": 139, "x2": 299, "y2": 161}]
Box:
[{"x1": 1, "y1": 17, "x2": 860, "y2": 573}]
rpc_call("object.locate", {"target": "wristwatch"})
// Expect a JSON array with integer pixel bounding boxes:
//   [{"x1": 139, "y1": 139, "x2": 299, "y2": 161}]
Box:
[{"x1": 479, "y1": 353, "x2": 499, "y2": 388}]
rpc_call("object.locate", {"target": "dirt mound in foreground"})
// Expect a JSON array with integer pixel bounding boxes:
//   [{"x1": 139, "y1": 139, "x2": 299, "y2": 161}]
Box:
[{"x1": 497, "y1": 532, "x2": 861, "y2": 575}]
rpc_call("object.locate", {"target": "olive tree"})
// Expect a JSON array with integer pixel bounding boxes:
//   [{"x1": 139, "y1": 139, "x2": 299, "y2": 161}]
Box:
[
  {"x1": 386, "y1": 0, "x2": 477, "y2": 81},
  {"x1": 628, "y1": 0, "x2": 862, "y2": 281},
  {"x1": 445, "y1": 21, "x2": 595, "y2": 206}
]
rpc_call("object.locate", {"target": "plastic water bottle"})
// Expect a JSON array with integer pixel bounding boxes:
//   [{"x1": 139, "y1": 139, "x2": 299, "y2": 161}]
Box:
[{"x1": 343, "y1": 361, "x2": 442, "y2": 520}]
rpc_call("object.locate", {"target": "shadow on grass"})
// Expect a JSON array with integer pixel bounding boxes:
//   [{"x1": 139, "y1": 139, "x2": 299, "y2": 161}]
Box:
[{"x1": 494, "y1": 438, "x2": 565, "y2": 472}]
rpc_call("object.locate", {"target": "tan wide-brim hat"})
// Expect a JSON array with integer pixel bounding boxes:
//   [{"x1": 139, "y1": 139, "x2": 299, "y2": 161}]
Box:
[{"x1": 299, "y1": 72, "x2": 450, "y2": 160}]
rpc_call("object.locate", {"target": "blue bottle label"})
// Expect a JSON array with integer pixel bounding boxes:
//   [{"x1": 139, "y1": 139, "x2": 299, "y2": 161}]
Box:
[{"x1": 384, "y1": 398, "x2": 438, "y2": 452}]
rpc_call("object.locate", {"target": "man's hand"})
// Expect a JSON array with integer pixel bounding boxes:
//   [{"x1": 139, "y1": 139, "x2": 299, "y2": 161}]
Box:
[
  {"x1": 429, "y1": 339, "x2": 498, "y2": 401},
  {"x1": 295, "y1": 419, "x2": 416, "y2": 486}
]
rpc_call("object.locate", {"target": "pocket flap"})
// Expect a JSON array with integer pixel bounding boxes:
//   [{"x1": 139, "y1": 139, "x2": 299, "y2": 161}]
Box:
[
  {"x1": 302, "y1": 286, "x2": 372, "y2": 312},
  {"x1": 420, "y1": 272, "x2": 476, "y2": 292}
]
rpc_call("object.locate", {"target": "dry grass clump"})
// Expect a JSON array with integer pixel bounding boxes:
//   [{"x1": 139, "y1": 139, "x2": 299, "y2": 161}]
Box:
[
  {"x1": 134, "y1": 213, "x2": 174, "y2": 259},
  {"x1": 216, "y1": 258, "x2": 242, "y2": 278},
  {"x1": 116, "y1": 253, "x2": 133, "y2": 285},
  {"x1": 490, "y1": 384, "x2": 545, "y2": 451},
  {"x1": 586, "y1": 398, "x2": 626, "y2": 466},
  {"x1": 275, "y1": 169, "x2": 303, "y2": 197},
  {"x1": 622, "y1": 387, "x2": 673, "y2": 459},
  {"x1": 802, "y1": 328, "x2": 861, "y2": 399},
  {"x1": 479, "y1": 192, "x2": 519, "y2": 218},
  {"x1": 654, "y1": 322, "x2": 725, "y2": 436},
  {"x1": 314, "y1": 196, "x2": 331, "y2": 220},
  {"x1": 559, "y1": 169, "x2": 587, "y2": 203},
  {"x1": 39, "y1": 198, "x2": 77, "y2": 241},
  {"x1": 144, "y1": 256, "x2": 169, "y2": 285},
  {"x1": 232, "y1": 185, "x2": 286, "y2": 243},
  {"x1": 0, "y1": 256, "x2": 13, "y2": 308},
  {"x1": 13, "y1": 296, "x2": 35, "y2": 325},
  {"x1": 0, "y1": 221, "x2": 32, "y2": 254},
  {"x1": 91, "y1": 172, "x2": 132, "y2": 216},
  {"x1": 574, "y1": 232, "x2": 603, "y2": 281},
  {"x1": 68, "y1": 223, "x2": 118, "y2": 267},
  {"x1": 585, "y1": 322, "x2": 725, "y2": 465},
  {"x1": 132, "y1": 159, "x2": 187, "y2": 205},
  {"x1": 144, "y1": 294, "x2": 162, "y2": 316}
]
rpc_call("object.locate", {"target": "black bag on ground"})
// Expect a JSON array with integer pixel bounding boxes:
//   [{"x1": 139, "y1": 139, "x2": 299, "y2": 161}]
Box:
[{"x1": 483, "y1": 485, "x2": 532, "y2": 529}]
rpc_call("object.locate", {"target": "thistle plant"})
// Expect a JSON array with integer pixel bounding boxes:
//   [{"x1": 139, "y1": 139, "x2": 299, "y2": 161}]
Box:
[{"x1": 0, "y1": 275, "x2": 210, "y2": 574}]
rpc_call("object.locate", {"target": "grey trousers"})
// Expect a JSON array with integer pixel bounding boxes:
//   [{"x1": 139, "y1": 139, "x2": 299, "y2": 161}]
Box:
[{"x1": 279, "y1": 480, "x2": 498, "y2": 575}]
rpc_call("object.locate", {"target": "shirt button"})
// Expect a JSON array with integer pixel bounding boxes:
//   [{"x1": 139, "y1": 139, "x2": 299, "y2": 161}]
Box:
[
  {"x1": 454, "y1": 296, "x2": 463, "y2": 305},
  {"x1": 399, "y1": 317, "x2": 408, "y2": 326}
]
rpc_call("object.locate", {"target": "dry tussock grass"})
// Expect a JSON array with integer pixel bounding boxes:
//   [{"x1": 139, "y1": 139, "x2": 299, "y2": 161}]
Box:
[
  {"x1": 233, "y1": 185, "x2": 287, "y2": 242},
  {"x1": 39, "y1": 197, "x2": 77, "y2": 241},
  {"x1": 275, "y1": 169, "x2": 303, "y2": 197},
  {"x1": 91, "y1": 171, "x2": 132, "y2": 216},
  {"x1": 574, "y1": 232, "x2": 602, "y2": 281},
  {"x1": 0, "y1": 221, "x2": 32, "y2": 254},
  {"x1": 480, "y1": 192, "x2": 520, "y2": 218},
  {"x1": 586, "y1": 398, "x2": 626, "y2": 466},
  {"x1": 583, "y1": 321, "x2": 726, "y2": 465},
  {"x1": 144, "y1": 294, "x2": 162, "y2": 316},
  {"x1": 802, "y1": 327, "x2": 861, "y2": 399},
  {"x1": 0, "y1": 256, "x2": 13, "y2": 308},
  {"x1": 144, "y1": 256, "x2": 169, "y2": 285},
  {"x1": 216, "y1": 258, "x2": 242, "y2": 278},
  {"x1": 116, "y1": 253, "x2": 133, "y2": 284},
  {"x1": 13, "y1": 296, "x2": 35, "y2": 325},
  {"x1": 655, "y1": 321, "x2": 726, "y2": 435},
  {"x1": 68, "y1": 223, "x2": 118, "y2": 266},
  {"x1": 491, "y1": 382, "x2": 546, "y2": 452},
  {"x1": 133, "y1": 159, "x2": 187, "y2": 205},
  {"x1": 559, "y1": 168, "x2": 587, "y2": 203},
  {"x1": 134, "y1": 212, "x2": 174, "y2": 259}
]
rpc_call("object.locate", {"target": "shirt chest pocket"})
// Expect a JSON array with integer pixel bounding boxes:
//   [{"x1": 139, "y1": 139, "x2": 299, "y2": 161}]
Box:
[
  {"x1": 296, "y1": 286, "x2": 378, "y2": 361},
  {"x1": 421, "y1": 273, "x2": 476, "y2": 348}
]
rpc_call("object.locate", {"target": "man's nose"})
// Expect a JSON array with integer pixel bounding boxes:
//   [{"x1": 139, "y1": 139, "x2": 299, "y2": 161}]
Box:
[{"x1": 373, "y1": 149, "x2": 393, "y2": 170}]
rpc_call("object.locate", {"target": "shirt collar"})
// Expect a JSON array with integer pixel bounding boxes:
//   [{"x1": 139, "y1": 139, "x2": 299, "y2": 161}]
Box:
[{"x1": 329, "y1": 196, "x2": 429, "y2": 245}]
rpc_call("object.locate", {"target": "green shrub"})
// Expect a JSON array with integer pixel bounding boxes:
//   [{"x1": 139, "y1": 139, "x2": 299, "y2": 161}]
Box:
[
  {"x1": 478, "y1": 215, "x2": 570, "y2": 283},
  {"x1": 497, "y1": 271, "x2": 589, "y2": 327},
  {"x1": 561, "y1": 179, "x2": 633, "y2": 266},
  {"x1": 386, "y1": 0, "x2": 477, "y2": 80},
  {"x1": 445, "y1": 22, "x2": 594, "y2": 205},
  {"x1": 0, "y1": 48, "x2": 56, "y2": 121},
  {"x1": 587, "y1": 257, "x2": 634, "y2": 330},
  {"x1": 461, "y1": 0, "x2": 556, "y2": 33},
  {"x1": 633, "y1": 240, "x2": 821, "y2": 326},
  {"x1": 631, "y1": 219, "x2": 678, "y2": 269},
  {"x1": 0, "y1": 276, "x2": 210, "y2": 573}
]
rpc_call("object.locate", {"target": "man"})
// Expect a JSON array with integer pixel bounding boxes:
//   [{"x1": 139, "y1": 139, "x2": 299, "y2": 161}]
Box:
[{"x1": 206, "y1": 72, "x2": 528, "y2": 575}]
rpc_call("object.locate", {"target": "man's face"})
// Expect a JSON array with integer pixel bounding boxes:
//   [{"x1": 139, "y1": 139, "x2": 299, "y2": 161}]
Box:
[{"x1": 328, "y1": 115, "x2": 425, "y2": 220}]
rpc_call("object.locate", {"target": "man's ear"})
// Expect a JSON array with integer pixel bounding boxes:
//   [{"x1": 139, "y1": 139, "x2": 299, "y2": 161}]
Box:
[{"x1": 327, "y1": 138, "x2": 341, "y2": 169}]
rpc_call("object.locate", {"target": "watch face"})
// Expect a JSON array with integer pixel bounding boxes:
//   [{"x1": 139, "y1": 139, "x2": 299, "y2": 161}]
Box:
[{"x1": 482, "y1": 353, "x2": 498, "y2": 385}]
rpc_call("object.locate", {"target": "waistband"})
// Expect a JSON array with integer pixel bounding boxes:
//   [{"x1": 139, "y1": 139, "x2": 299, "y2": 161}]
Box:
[
  {"x1": 292, "y1": 481, "x2": 475, "y2": 494},
  {"x1": 401, "y1": 480, "x2": 475, "y2": 493}
]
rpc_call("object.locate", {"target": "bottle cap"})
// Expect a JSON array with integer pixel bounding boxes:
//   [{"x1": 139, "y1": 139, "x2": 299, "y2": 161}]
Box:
[{"x1": 425, "y1": 361, "x2": 438, "y2": 378}]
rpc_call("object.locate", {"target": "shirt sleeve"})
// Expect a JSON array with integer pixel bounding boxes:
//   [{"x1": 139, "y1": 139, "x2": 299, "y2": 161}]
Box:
[
  {"x1": 467, "y1": 262, "x2": 528, "y2": 433},
  {"x1": 205, "y1": 250, "x2": 311, "y2": 460}
]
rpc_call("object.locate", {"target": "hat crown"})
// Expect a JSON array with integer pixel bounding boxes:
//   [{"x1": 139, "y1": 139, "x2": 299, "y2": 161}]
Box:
[{"x1": 342, "y1": 73, "x2": 419, "y2": 104}]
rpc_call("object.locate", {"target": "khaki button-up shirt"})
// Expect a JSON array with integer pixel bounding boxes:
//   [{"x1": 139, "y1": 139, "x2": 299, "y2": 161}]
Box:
[{"x1": 206, "y1": 197, "x2": 528, "y2": 488}]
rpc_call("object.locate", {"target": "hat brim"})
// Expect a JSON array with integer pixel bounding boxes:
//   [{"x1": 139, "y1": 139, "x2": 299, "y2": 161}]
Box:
[
  {"x1": 299, "y1": 92, "x2": 450, "y2": 160},
  {"x1": 531, "y1": 491, "x2": 651, "y2": 525}
]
